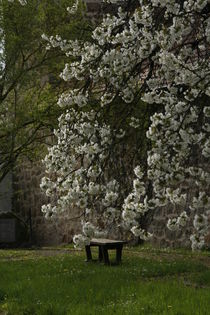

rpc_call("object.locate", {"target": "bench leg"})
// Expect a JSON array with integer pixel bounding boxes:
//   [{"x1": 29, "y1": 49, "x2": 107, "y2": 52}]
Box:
[
  {"x1": 85, "y1": 245, "x2": 92, "y2": 262},
  {"x1": 101, "y1": 246, "x2": 110, "y2": 265},
  {"x1": 116, "y1": 244, "x2": 123, "y2": 264},
  {"x1": 98, "y1": 246, "x2": 103, "y2": 262}
]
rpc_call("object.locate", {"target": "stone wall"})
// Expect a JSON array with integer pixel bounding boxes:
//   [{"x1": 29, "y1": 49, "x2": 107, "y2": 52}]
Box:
[
  {"x1": 12, "y1": 160, "x2": 210, "y2": 248},
  {"x1": 84, "y1": 0, "x2": 118, "y2": 22},
  {"x1": 13, "y1": 161, "x2": 82, "y2": 246},
  {"x1": 0, "y1": 172, "x2": 12, "y2": 213}
]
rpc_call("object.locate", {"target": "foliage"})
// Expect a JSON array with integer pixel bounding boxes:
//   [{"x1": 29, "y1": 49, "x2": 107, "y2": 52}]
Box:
[{"x1": 0, "y1": 0, "x2": 89, "y2": 181}]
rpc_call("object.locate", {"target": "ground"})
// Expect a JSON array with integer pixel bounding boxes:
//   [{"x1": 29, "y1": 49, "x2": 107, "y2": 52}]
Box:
[{"x1": 0, "y1": 245, "x2": 209, "y2": 315}]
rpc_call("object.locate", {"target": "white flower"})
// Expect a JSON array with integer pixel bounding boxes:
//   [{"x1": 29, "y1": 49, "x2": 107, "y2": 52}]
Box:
[
  {"x1": 73, "y1": 234, "x2": 90, "y2": 248},
  {"x1": 82, "y1": 222, "x2": 95, "y2": 238},
  {"x1": 131, "y1": 226, "x2": 153, "y2": 240}
]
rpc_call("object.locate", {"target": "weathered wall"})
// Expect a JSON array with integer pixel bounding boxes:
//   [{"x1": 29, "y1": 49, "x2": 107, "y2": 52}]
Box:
[
  {"x1": 13, "y1": 161, "x2": 82, "y2": 246},
  {"x1": 0, "y1": 172, "x2": 12, "y2": 213},
  {"x1": 12, "y1": 160, "x2": 210, "y2": 248}
]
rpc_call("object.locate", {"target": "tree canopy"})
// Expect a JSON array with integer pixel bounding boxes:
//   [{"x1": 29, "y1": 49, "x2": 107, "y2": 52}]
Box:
[{"x1": 0, "y1": 0, "x2": 89, "y2": 181}]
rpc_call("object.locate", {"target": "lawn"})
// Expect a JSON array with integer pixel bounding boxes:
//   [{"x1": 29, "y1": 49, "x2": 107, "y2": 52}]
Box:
[{"x1": 0, "y1": 246, "x2": 209, "y2": 315}]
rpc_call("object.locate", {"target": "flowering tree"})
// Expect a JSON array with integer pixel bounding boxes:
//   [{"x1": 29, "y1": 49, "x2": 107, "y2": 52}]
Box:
[{"x1": 40, "y1": 0, "x2": 210, "y2": 250}]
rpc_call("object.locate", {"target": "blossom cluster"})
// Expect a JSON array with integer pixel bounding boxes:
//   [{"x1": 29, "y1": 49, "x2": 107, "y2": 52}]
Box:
[{"x1": 41, "y1": 107, "x2": 124, "y2": 246}]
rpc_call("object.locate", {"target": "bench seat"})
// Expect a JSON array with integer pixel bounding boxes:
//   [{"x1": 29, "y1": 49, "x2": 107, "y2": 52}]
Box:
[{"x1": 85, "y1": 238, "x2": 127, "y2": 265}]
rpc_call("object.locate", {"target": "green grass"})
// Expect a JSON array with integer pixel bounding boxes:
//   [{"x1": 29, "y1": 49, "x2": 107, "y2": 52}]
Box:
[{"x1": 0, "y1": 247, "x2": 209, "y2": 315}]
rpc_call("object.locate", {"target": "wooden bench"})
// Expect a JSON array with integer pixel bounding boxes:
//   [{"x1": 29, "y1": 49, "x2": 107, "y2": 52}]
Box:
[{"x1": 85, "y1": 238, "x2": 127, "y2": 265}]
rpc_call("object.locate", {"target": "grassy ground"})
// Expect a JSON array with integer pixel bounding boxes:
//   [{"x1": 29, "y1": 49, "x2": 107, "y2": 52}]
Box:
[{"x1": 0, "y1": 245, "x2": 209, "y2": 315}]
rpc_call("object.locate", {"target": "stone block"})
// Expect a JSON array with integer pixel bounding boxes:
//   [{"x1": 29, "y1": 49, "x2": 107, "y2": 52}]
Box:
[{"x1": 0, "y1": 218, "x2": 16, "y2": 243}]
